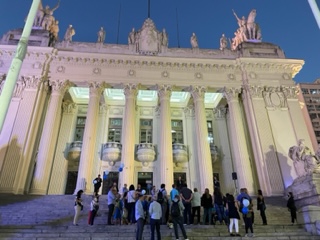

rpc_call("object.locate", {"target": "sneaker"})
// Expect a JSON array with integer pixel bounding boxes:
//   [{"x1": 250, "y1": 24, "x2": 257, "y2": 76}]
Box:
[
  {"x1": 230, "y1": 233, "x2": 235, "y2": 236},
  {"x1": 236, "y1": 233, "x2": 241, "y2": 237}
]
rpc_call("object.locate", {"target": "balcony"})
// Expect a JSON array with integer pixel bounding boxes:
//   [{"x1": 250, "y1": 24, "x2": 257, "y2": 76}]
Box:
[
  {"x1": 136, "y1": 143, "x2": 156, "y2": 166},
  {"x1": 210, "y1": 145, "x2": 220, "y2": 163},
  {"x1": 172, "y1": 143, "x2": 188, "y2": 166},
  {"x1": 67, "y1": 141, "x2": 82, "y2": 161},
  {"x1": 101, "y1": 142, "x2": 122, "y2": 166}
]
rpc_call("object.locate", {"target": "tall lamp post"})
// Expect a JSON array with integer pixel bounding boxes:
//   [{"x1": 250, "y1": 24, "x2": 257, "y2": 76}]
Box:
[
  {"x1": 308, "y1": 0, "x2": 320, "y2": 29},
  {"x1": 0, "y1": 0, "x2": 41, "y2": 133}
]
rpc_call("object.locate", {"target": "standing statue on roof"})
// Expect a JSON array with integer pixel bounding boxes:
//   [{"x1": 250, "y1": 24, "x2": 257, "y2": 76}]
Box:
[
  {"x1": 190, "y1": 32, "x2": 198, "y2": 48},
  {"x1": 40, "y1": 0, "x2": 60, "y2": 30},
  {"x1": 97, "y1": 27, "x2": 106, "y2": 43}
]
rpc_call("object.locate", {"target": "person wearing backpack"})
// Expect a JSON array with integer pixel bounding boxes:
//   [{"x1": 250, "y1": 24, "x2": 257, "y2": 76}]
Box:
[
  {"x1": 171, "y1": 195, "x2": 189, "y2": 240},
  {"x1": 158, "y1": 183, "x2": 168, "y2": 225}
]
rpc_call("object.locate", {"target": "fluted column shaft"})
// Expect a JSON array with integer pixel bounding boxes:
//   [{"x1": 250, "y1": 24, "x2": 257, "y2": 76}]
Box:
[
  {"x1": 120, "y1": 84, "x2": 137, "y2": 186},
  {"x1": 74, "y1": 82, "x2": 106, "y2": 194},
  {"x1": 224, "y1": 88, "x2": 254, "y2": 194},
  {"x1": 30, "y1": 80, "x2": 72, "y2": 195},
  {"x1": 158, "y1": 85, "x2": 173, "y2": 189},
  {"x1": 191, "y1": 86, "x2": 214, "y2": 193}
]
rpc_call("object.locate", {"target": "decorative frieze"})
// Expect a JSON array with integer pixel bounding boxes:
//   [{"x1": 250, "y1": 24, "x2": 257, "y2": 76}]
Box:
[
  {"x1": 282, "y1": 86, "x2": 299, "y2": 100},
  {"x1": 247, "y1": 85, "x2": 264, "y2": 98},
  {"x1": 13, "y1": 77, "x2": 26, "y2": 98},
  {"x1": 22, "y1": 75, "x2": 43, "y2": 89},
  {"x1": 263, "y1": 86, "x2": 287, "y2": 109},
  {"x1": 49, "y1": 79, "x2": 73, "y2": 94}
]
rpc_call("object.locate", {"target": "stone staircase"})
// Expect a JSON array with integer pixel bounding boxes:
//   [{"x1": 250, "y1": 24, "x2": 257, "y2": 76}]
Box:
[{"x1": 0, "y1": 194, "x2": 319, "y2": 240}]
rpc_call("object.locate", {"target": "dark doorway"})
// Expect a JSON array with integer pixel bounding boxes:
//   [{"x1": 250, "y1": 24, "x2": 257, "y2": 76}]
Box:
[
  {"x1": 102, "y1": 171, "x2": 119, "y2": 194},
  {"x1": 65, "y1": 171, "x2": 78, "y2": 194},
  {"x1": 174, "y1": 172, "x2": 186, "y2": 190},
  {"x1": 138, "y1": 172, "x2": 153, "y2": 194}
]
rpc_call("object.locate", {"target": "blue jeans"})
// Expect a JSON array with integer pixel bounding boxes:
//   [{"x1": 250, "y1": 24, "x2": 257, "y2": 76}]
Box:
[
  {"x1": 215, "y1": 204, "x2": 225, "y2": 223},
  {"x1": 203, "y1": 207, "x2": 212, "y2": 224}
]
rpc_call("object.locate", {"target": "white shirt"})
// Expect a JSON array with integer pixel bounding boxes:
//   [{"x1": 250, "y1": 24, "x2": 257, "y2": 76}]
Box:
[
  {"x1": 127, "y1": 190, "x2": 136, "y2": 203},
  {"x1": 191, "y1": 192, "x2": 201, "y2": 207},
  {"x1": 149, "y1": 200, "x2": 162, "y2": 220}
]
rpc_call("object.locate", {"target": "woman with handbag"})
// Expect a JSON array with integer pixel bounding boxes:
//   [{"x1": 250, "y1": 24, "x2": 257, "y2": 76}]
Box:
[{"x1": 257, "y1": 189, "x2": 267, "y2": 225}]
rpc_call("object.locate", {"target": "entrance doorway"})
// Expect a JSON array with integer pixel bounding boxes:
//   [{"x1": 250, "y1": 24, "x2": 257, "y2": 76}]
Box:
[
  {"x1": 174, "y1": 172, "x2": 186, "y2": 191},
  {"x1": 102, "y1": 171, "x2": 119, "y2": 194},
  {"x1": 137, "y1": 172, "x2": 153, "y2": 194},
  {"x1": 65, "y1": 171, "x2": 78, "y2": 194}
]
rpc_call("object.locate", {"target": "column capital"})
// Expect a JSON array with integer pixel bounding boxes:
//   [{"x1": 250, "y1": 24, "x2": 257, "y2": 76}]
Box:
[
  {"x1": 184, "y1": 105, "x2": 195, "y2": 118},
  {"x1": 157, "y1": 84, "x2": 172, "y2": 100},
  {"x1": 122, "y1": 83, "x2": 138, "y2": 98},
  {"x1": 245, "y1": 85, "x2": 264, "y2": 98},
  {"x1": 62, "y1": 101, "x2": 77, "y2": 114},
  {"x1": 213, "y1": 107, "x2": 227, "y2": 119},
  {"x1": 50, "y1": 79, "x2": 74, "y2": 95},
  {"x1": 223, "y1": 87, "x2": 241, "y2": 103},
  {"x1": 22, "y1": 75, "x2": 44, "y2": 89},
  {"x1": 190, "y1": 86, "x2": 206, "y2": 101},
  {"x1": 282, "y1": 86, "x2": 298, "y2": 100},
  {"x1": 88, "y1": 81, "x2": 108, "y2": 97}
]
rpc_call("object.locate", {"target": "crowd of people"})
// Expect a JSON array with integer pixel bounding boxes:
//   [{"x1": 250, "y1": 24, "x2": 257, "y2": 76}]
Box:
[{"x1": 73, "y1": 175, "x2": 298, "y2": 240}]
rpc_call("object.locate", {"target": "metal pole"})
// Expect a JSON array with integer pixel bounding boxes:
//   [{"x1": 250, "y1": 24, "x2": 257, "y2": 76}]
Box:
[
  {"x1": 0, "y1": 0, "x2": 41, "y2": 133},
  {"x1": 308, "y1": 0, "x2": 320, "y2": 29}
]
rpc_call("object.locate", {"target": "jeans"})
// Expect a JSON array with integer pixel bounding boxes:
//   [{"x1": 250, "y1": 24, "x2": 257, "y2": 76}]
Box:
[
  {"x1": 202, "y1": 207, "x2": 212, "y2": 225},
  {"x1": 136, "y1": 218, "x2": 145, "y2": 240},
  {"x1": 260, "y1": 209, "x2": 267, "y2": 224},
  {"x1": 172, "y1": 216, "x2": 188, "y2": 239},
  {"x1": 150, "y1": 218, "x2": 161, "y2": 240},
  {"x1": 108, "y1": 204, "x2": 115, "y2": 225},
  {"x1": 215, "y1": 204, "x2": 225, "y2": 223},
  {"x1": 192, "y1": 206, "x2": 201, "y2": 224},
  {"x1": 183, "y1": 202, "x2": 192, "y2": 224}
]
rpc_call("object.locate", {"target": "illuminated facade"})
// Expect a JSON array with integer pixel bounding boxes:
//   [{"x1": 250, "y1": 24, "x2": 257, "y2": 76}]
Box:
[{"x1": 0, "y1": 18, "x2": 313, "y2": 196}]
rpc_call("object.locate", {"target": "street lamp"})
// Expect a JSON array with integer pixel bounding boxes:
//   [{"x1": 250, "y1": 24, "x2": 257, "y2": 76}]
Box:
[{"x1": 0, "y1": 0, "x2": 41, "y2": 132}]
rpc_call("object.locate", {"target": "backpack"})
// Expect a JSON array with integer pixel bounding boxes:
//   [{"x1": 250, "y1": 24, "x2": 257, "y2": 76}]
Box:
[
  {"x1": 171, "y1": 201, "x2": 180, "y2": 217},
  {"x1": 157, "y1": 189, "x2": 165, "y2": 204}
]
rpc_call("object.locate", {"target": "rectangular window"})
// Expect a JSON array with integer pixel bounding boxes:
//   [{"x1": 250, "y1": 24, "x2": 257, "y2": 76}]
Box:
[
  {"x1": 172, "y1": 120, "x2": 183, "y2": 144},
  {"x1": 301, "y1": 88, "x2": 309, "y2": 94},
  {"x1": 207, "y1": 121, "x2": 214, "y2": 147},
  {"x1": 140, "y1": 119, "x2": 153, "y2": 143},
  {"x1": 74, "y1": 116, "x2": 86, "y2": 141},
  {"x1": 108, "y1": 118, "x2": 122, "y2": 142}
]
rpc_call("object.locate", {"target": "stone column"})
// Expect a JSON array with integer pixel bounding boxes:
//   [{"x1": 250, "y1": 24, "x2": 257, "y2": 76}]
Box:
[
  {"x1": 213, "y1": 107, "x2": 234, "y2": 194},
  {"x1": 157, "y1": 85, "x2": 174, "y2": 189},
  {"x1": 120, "y1": 84, "x2": 138, "y2": 186},
  {"x1": 224, "y1": 87, "x2": 254, "y2": 195},
  {"x1": 190, "y1": 86, "x2": 214, "y2": 193},
  {"x1": 74, "y1": 82, "x2": 106, "y2": 194},
  {"x1": 30, "y1": 80, "x2": 72, "y2": 195},
  {"x1": 48, "y1": 101, "x2": 78, "y2": 194}
]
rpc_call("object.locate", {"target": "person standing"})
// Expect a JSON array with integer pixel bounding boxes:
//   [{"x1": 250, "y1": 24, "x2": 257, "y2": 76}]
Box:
[
  {"x1": 135, "y1": 191, "x2": 146, "y2": 240},
  {"x1": 191, "y1": 188, "x2": 201, "y2": 224},
  {"x1": 88, "y1": 195, "x2": 99, "y2": 225},
  {"x1": 171, "y1": 195, "x2": 189, "y2": 240},
  {"x1": 73, "y1": 190, "x2": 83, "y2": 226},
  {"x1": 243, "y1": 201, "x2": 254, "y2": 237},
  {"x1": 213, "y1": 188, "x2": 225, "y2": 224},
  {"x1": 149, "y1": 195, "x2": 162, "y2": 240},
  {"x1": 287, "y1": 192, "x2": 297, "y2": 225},
  {"x1": 180, "y1": 184, "x2": 193, "y2": 225},
  {"x1": 257, "y1": 189, "x2": 267, "y2": 225},
  {"x1": 170, "y1": 184, "x2": 179, "y2": 202},
  {"x1": 107, "y1": 187, "x2": 117, "y2": 225},
  {"x1": 127, "y1": 184, "x2": 137, "y2": 224},
  {"x1": 226, "y1": 194, "x2": 241, "y2": 237},
  {"x1": 201, "y1": 188, "x2": 213, "y2": 225},
  {"x1": 158, "y1": 184, "x2": 168, "y2": 225},
  {"x1": 176, "y1": 176, "x2": 184, "y2": 192},
  {"x1": 93, "y1": 174, "x2": 102, "y2": 194},
  {"x1": 214, "y1": 176, "x2": 220, "y2": 189}
]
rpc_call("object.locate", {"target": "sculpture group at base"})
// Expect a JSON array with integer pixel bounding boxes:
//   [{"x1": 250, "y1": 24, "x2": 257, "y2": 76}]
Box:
[{"x1": 288, "y1": 139, "x2": 320, "y2": 178}]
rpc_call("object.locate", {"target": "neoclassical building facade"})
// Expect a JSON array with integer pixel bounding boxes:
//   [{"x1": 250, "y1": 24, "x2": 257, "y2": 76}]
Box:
[{"x1": 0, "y1": 18, "x2": 313, "y2": 196}]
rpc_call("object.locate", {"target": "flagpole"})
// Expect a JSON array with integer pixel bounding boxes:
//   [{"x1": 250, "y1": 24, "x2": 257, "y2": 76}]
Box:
[
  {"x1": 0, "y1": 0, "x2": 41, "y2": 133},
  {"x1": 308, "y1": 0, "x2": 320, "y2": 29}
]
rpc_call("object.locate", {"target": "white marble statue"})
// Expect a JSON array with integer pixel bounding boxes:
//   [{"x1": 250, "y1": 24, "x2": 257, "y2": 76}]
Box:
[
  {"x1": 219, "y1": 33, "x2": 228, "y2": 50},
  {"x1": 288, "y1": 139, "x2": 320, "y2": 177},
  {"x1": 48, "y1": 20, "x2": 59, "y2": 47},
  {"x1": 190, "y1": 32, "x2": 198, "y2": 48},
  {"x1": 246, "y1": 9, "x2": 257, "y2": 39},
  {"x1": 64, "y1": 25, "x2": 75, "y2": 42},
  {"x1": 161, "y1": 28, "x2": 168, "y2": 47},
  {"x1": 40, "y1": 0, "x2": 60, "y2": 30},
  {"x1": 97, "y1": 27, "x2": 106, "y2": 43},
  {"x1": 128, "y1": 28, "x2": 136, "y2": 44}
]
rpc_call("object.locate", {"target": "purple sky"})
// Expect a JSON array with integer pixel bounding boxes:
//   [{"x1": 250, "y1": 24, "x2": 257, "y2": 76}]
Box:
[{"x1": 0, "y1": 0, "x2": 319, "y2": 83}]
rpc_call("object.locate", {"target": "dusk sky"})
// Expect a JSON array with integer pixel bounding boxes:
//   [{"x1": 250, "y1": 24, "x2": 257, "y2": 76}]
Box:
[{"x1": 0, "y1": 0, "x2": 319, "y2": 83}]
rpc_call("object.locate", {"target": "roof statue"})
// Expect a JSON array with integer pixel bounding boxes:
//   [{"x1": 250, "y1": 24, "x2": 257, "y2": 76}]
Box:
[
  {"x1": 64, "y1": 25, "x2": 75, "y2": 43},
  {"x1": 128, "y1": 18, "x2": 168, "y2": 55},
  {"x1": 190, "y1": 32, "x2": 198, "y2": 48},
  {"x1": 288, "y1": 139, "x2": 320, "y2": 178},
  {"x1": 48, "y1": 20, "x2": 59, "y2": 47},
  {"x1": 219, "y1": 33, "x2": 228, "y2": 50},
  {"x1": 97, "y1": 27, "x2": 106, "y2": 43},
  {"x1": 231, "y1": 9, "x2": 262, "y2": 50},
  {"x1": 33, "y1": 0, "x2": 60, "y2": 30}
]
